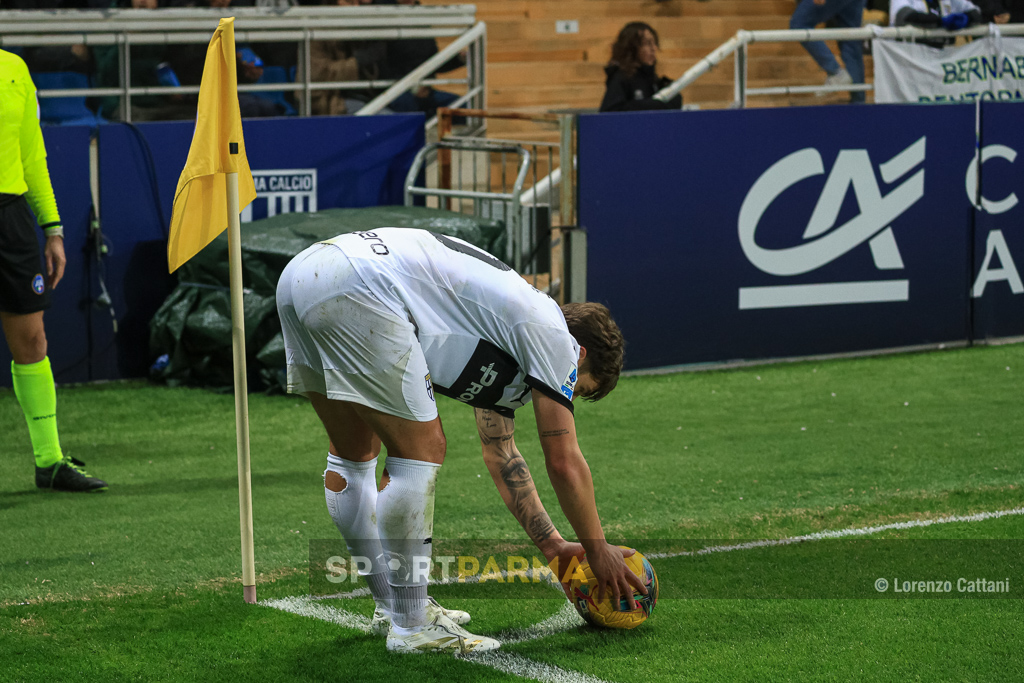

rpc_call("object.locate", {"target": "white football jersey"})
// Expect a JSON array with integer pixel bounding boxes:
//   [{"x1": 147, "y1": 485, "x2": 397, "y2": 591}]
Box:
[{"x1": 321, "y1": 228, "x2": 580, "y2": 417}]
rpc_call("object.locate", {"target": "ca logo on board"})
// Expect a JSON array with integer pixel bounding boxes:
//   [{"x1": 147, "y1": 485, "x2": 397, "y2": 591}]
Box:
[{"x1": 737, "y1": 137, "x2": 926, "y2": 310}]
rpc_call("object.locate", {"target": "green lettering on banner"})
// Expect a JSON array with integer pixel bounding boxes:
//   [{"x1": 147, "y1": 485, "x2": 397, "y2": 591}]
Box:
[{"x1": 942, "y1": 62, "x2": 958, "y2": 84}]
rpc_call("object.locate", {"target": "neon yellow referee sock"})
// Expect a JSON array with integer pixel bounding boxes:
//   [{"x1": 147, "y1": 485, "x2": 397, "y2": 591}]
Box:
[{"x1": 11, "y1": 357, "x2": 63, "y2": 468}]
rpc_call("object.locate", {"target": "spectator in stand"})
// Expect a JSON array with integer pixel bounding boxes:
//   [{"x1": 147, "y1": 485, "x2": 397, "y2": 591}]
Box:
[
  {"x1": 790, "y1": 0, "x2": 867, "y2": 103},
  {"x1": 376, "y1": 0, "x2": 465, "y2": 119},
  {"x1": 295, "y1": 0, "x2": 370, "y2": 115},
  {"x1": 168, "y1": 0, "x2": 285, "y2": 117},
  {"x1": 974, "y1": 0, "x2": 1022, "y2": 22},
  {"x1": 891, "y1": 0, "x2": 983, "y2": 47},
  {"x1": 305, "y1": 39, "x2": 361, "y2": 115},
  {"x1": 20, "y1": 45, "x2": 92, "y2": 79},
  {"x1": 92, "y1": 0, "x2": 195, "y2": 121},
  {"x1": 1003, "y1": 0, "x2": 1024, "y2": 20},
  {"x1": 599, "y1": 22, "x2": 682, "y2": 112},
  {"x1": 95, "y1": 0, "x2": 282, "y2": 119}
]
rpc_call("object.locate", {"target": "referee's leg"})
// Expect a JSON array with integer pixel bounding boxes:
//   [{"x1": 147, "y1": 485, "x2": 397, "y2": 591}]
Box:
[
  {"x1": 2, "y1": 307, "x2": 108, "y2": 492},
  {"x1": 3, "y1": 310, "x2": 61, "y2": 469},
  {"x1": 1, "y1": 310, "x2": 47, "y2": 363}
]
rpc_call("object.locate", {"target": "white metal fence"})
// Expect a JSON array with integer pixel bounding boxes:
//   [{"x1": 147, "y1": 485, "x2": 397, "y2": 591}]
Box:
[
  {"x1": 654, "y1": 23, "x2": 1024, "y2": 108},
  {"x1": 0, "y1": 5, "x2": 484, "y2": 121}
]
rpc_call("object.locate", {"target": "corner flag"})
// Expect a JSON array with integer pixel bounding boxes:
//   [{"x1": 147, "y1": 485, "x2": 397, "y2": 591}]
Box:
[
  {"x1": 168, "y1": 16, "x2": 257, "y2": 273},
  {"x1": 168, "y1": 17, "x2": 259, "y2": 605}
]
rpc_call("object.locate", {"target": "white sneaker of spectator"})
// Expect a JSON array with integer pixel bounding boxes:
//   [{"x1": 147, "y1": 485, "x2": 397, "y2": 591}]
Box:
[{"x1": 819, "y1": 68, "x2": 853, "y2": 97}]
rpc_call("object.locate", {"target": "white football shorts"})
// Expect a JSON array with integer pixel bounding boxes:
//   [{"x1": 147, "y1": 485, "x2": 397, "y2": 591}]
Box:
[{"x1": 276, "y1": 243, "x2": 438, "y2": 421}]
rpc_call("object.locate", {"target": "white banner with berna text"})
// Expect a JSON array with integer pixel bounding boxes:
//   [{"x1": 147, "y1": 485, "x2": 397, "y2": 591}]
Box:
[{"x1": 873, "y1": 35, "x2": 1024, "y2": 103}]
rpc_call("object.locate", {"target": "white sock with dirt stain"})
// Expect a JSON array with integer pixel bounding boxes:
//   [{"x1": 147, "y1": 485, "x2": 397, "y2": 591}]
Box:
[
  {"x1": 376, "y1": 456, "x2": 440, "y2": 629},
  {"x1": 324, "y1": 454, "x2": 393, "y2": 614}
]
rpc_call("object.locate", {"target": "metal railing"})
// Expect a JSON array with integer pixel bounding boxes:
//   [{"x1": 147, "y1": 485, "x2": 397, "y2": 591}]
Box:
[
  {"x1": 0, "y1": 5, "x2": 484, "y2": 121},
  {"x1": 654, "y1": 23, "x2": 1024, "y2": 108},
  {"x1": 407, "y1": 108, "x2": 582, "y2": 302}
]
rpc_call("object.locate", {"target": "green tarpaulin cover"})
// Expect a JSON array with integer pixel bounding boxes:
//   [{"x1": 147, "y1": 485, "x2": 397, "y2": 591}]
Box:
[{"x1": 149, "y1": 206, "x2": 505, "y2": 391}]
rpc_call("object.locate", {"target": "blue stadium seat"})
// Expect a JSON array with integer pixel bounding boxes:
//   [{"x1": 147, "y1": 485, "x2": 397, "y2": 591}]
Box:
[
  {"x1": 32, "y1": 71, "x2": 104, "y2": 127},
  {"x1": 255, "y1": 66, "x2": 297, "y2": 116}
]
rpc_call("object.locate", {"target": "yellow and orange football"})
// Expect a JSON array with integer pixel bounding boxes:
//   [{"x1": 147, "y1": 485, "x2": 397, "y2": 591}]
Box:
[{"x1": 568, "y1": 548, "x2": 659, "y2": 629}]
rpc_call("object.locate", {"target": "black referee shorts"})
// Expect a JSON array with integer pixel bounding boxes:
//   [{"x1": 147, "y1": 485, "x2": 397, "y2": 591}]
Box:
[{"x1": 0, "y1": 194, "x2": 51, "y2": 315}]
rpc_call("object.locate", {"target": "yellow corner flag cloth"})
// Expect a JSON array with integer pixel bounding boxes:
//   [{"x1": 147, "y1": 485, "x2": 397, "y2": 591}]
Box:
[{"x1": 168, "y1": 17, "x2": 257, "y2": 273}]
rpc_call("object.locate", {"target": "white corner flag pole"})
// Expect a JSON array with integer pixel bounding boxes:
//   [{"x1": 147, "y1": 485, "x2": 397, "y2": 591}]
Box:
[{"x1": 226, "y1": 169, "x2": 257, "y2": 604}]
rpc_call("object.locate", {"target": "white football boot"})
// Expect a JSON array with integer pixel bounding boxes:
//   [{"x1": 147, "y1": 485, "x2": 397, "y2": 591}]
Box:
[
  {"x1": 386, "y1": 611, "x2": 500, "y2": 655},
  {"x1": 371, "y1": 596, "x2": 470, "y2": 636}
]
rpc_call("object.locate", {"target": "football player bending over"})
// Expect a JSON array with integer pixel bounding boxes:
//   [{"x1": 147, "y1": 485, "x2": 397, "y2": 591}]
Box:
[{"x1": 277, "y1": 227, "x2": 646, "y2": 654}]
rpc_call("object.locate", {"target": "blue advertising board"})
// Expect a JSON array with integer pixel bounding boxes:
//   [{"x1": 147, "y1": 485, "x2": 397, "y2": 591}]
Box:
[
  {"x1": 96, "y1": 114, "x2": 424, "y2": 379},
  {"x1": 973, "y1": 102, "x2": 1024, "y2": 340},
  {"x1": 580, "y1": 104, "x2": 980, "y2": 370},
  {"x1": 0, "y1": 115, "x2": 424, "y2": 386}
]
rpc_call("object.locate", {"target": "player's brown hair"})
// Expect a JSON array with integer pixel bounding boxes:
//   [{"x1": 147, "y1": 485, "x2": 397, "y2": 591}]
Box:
[
  {"x1": 561, "y1": 302, "x2": 624, "y2": 402},
  {"x1": 609, "y1": 21, "x2": 659, "y2": 78}
]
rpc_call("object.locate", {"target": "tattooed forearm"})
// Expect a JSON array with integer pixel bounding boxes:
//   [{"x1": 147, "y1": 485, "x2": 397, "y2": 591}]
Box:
[
  {"x1": 500, "y1": 456, "x2": 558, "y2": 545},
  {"x1": 499, "y1": 453, "x2": 533, "y2": 489},
  {"x1": 475, "y1": 409, "x2": 516, "y2": 449},
  {"x1": 476, "y1": 408, "x2": 560, "y2": 547},
  {"x1": 528, "y1": 514, "x2": 556, "y2": 543}
]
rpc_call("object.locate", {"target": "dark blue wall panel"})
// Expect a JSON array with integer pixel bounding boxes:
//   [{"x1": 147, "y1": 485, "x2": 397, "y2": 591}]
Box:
[
  {"x1": 580, "y1": 104, "x2": 980, "y2": 370},
  {"x1": 973, "y1": 102, "x2": 1024, "y2": 340}
]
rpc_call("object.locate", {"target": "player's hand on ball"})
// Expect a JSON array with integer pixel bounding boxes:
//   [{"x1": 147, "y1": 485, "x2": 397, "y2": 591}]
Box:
[
  {"x1": 545, "y1": 541, "x2": 639, "y2": 601},
  {"x1": 543, "y1": 539, "x2": 586, "y2": 600},
  {"x1": 587, "y1": 543, "x2": 648, "y2": 611}
]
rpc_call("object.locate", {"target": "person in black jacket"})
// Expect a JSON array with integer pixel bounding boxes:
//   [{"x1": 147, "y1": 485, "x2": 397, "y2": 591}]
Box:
[
  {"x1": 974, "y1": 0, "x2": 1024, "y2": 22},
  {"x1": 599, "y1": 22, "x2": 682, "y2": 112},
  {"x1": 374, "y1": 0, "x2": 464, "y2": 118}
]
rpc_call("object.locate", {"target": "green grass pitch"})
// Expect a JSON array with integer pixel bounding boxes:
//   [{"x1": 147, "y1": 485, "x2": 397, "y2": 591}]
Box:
[{"x1": 1, "y1": 343, "x2": 1021, "y2": 682}]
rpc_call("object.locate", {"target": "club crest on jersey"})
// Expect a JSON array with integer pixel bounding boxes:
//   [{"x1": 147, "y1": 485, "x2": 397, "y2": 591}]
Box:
[
  {"x1": 560, "y1": 366, "x2": 577, "y2": 400},
  {"x1": 425, "y1": 373, "x2": 434, "y2": 402},
  {"x1": 32, "y1": 274, "x2": 45, "y2": 295}
]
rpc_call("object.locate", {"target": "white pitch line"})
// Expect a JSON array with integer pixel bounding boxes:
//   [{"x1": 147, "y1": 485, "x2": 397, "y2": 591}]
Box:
[
  {"x1": 497, "y1": 602, "x2": 584, "y2": 645},
  {"x1": 263, "y1": 506, "x2": 1024, "y2": 683},
  {"x1": 261, "y1": 595, "x2": 371, "y2": 632},
  {"x1": 460, "y1": 651, "x2": 611, "y2": 683},
  {"x1": 261, "y1": 593, "x2": 604, "y2": 683},
  {"x1": 646, "y1": 506, "x2": 1024, "y2": 559}
]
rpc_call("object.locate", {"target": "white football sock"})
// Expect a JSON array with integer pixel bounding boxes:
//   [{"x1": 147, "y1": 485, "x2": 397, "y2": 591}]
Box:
[
  {"x1": 324, "y1": 454, "x2": 392, "y2": 613},
  {"x1": 377, "y1": 456, "x2": 440, "y2": 629}
]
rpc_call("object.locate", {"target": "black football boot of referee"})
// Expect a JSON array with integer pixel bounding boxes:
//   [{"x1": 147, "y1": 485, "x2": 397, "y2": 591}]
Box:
[{"x1": 36, "y1": 456, "x2": 109, "y2": 492}]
